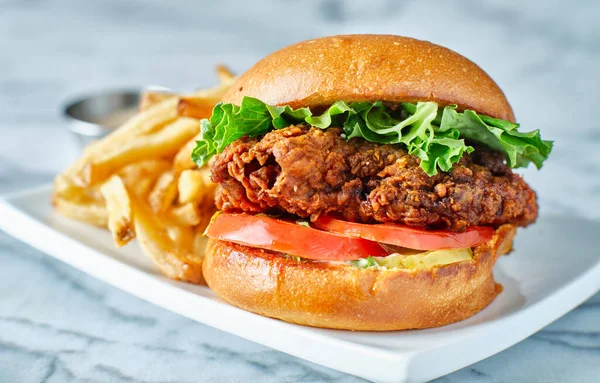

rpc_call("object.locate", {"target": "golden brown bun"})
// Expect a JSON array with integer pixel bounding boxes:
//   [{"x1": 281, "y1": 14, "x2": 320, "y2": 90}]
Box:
[
  {"x1": 222, "y1": 34, "x2": 515, "y2": 122},
  {"x1": 203, "y1": 224, "x2": 516, "y2": 331}
]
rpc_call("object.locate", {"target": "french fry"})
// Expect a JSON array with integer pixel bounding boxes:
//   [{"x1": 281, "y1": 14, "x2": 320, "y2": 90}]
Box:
[
  {"x1": 52, "y1": 64, "x2": 235, "y2": 286},
  {"x1": 120, "y1": 161, "x2": 172, "y2": 203},
  {"x1": 148, "y1": 171, "x2": 178, "y2": 213},
  {"x1": 196, "y1": 166, "x2": 213, "y2": 188},
  {"x1": 171, "y1": 77, "x2": 239, "y2": 168},
  {"x1": 68, "y1": 98, "x2": 181, "y2": 186},
  {"x1": 139, "y1": 177, "x2": 160, "y2": 200},
  {"x1": 201, "y1": 188, "x2": 217, "y2": 210},
  {"x1": 54, "y1": 174, "x2": 85, "y2": 201},
  {"x1": 177, "y1": 167, "x2": 217, "y2": 209},
  {"x1": 173, "y1": 133, "x2": 201, "y2": 172},
  {"x1": 216, "y1": 64, "x2": 235, "y2": 84},
  {"x1": 199, "y1": 204, "x2": 217, "y2": 231},
  {"x1": 169, "y1": 202, "x2": 201, "y2": 226},
  {"x1": 132, "y1": 196, "x2": 204, "y2": 284},
  {"x1": 177, "y1": 96, "x2": 220, "y2": 120},
  {"x1": 139, "y1": 91, "x2": 175, "y2": 112},
  {"x1": 193, "y1": 228, "x2": 209, "y2": 257},
  {"x1": 61, "y1": 139, "x2": 109, "y2": 181},
  {"x1": 177, "y1": 169, "x2": 204, "y2": 204},
  {"x1": 100, "y1": 175, "x2": 134, "y2": 247},
  {"x1": 196, "y1": 167, "x2": 217, "y2": 207},
  {"x1": 53, "y1": 195, "x2": 108, "y2": 227},
  {"x1": 118, "y1": 159, "x2": 172, "y2": 195},
  {"x1": 76, "y1": 117, "x2": 199, "y2": 186},
  {"x1": 108, "y1": 97, "x2": 180, "y2": 140},
  {"x1": 165, "y1": 223, "x2": 195, "y2": 249},
  {"x1": 188, "y1": 80, "x2": 235, "y2": 99}
]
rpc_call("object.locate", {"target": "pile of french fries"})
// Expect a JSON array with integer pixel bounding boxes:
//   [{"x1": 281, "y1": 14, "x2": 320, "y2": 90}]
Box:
[{"x1": 53, "y1": 66, "x2": 236, "y2": 284}]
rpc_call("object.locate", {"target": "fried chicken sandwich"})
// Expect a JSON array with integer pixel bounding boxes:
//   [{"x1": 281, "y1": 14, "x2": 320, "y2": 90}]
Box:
[{"x1": 193, "y1": 35, "x2": 552, "y2": 331}]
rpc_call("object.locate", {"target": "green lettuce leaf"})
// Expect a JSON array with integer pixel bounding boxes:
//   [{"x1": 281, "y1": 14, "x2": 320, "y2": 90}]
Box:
[
  {"x1": 350, "y1": 256, "x2": 378, "y2": 269},
  {"x1": 440, "y1": 106, "x2": 553, "y2": 169},
  {"x1": 192, "y1": 96, "x2": 552, "y2": 176}
]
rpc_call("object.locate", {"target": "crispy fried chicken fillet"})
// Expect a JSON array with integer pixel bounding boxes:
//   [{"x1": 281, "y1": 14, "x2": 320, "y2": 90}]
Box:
[{"x1": 211, "y1": 126, "x2": 537, "y2": 231}]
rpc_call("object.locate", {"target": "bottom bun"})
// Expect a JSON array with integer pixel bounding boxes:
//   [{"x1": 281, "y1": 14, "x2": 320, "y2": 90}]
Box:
[{"x1": 203, "y1": 224, "x2": 516, "y2": 331}]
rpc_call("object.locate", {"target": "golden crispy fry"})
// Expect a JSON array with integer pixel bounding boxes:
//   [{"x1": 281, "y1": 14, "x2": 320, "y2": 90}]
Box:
[
  {"x1": 193, "y1": 228, "x2": 209, "y2": 257},
  {"x1": 176, "y1": 167, "x2": 217, "y2": 208},
  {"x1": 53, "y1": 195, "x2": 108, "y2": 227},
  {"x1": 118, "y1": 159, "x2": 172, "y2": 197},
  {"x1": 196, "y1": 167, "x2": 217, "y2": 207},
  {"x1": 132, "y1": 196, "x2": 204, "y2": 284},
  {"x1": 76, "y1": 117, "x2": 199, "y2": 186},
  {"x1": 148, "y1": 171, "x2": 178, "y2": 213},
  {"x1": 109, "y1": 97, "x2": 180, "y2": 140},
  {"x1": 200, "y1": 203, "x2": 217, "y2": 228},
  {"x1": 172, "y1": 77, "x2": 239, "y2": 170},
  {"x1": 139, "y1": 178, "x2": 160, "y2": 200},
  {"x1": 100, "y1": 175, "x2": 134, "y2": 247},
  {"x1": 201, "y1": 188, "x2": 217, "y2": 210},
  {"x1": 177, "y1": 96, "x2": 220, "y2": 120},
  {"x1": 67, "y1": 98, "x2": 180, "y2": 186},
  {"x1": 139, "y1": 91, "x2": 175, "y2": 112},
  {"x1": 188, "y1": 80, "x2": 236, "y2": 98},
  {"x1": 216, "y1": 64, "x2": 235, "y2": 84},
  {"x1": 60, "y1": 139, "x2": 108, "y2": 182},
  {"x1": 169, "y1": 202, "x2": 201, "y2": 226},
  {"x1": 141, "y1": 65, "x2": 235, "y2": 115},
  {"x1": 165, "y1": 223, "x2": 194, "y2": 248},
  {"x1": 173, "y1": 133, "x2": 201, "y2": 172},
  {"x1": 54, "y1": 174, "x2": 85, "y2": 201},
  {"x1": 56, "y1": 170, "x2": 107, "y2": 204},
  {"x1": 53, "y1": 65, "x2": 235, "y2": 285},
  {"x1": 118, "y1": 160, "x2": 171, "y2": 195},
  {"x1": 177, "y1": 169, "x2": 204, "y2": 204},
  {"x1": 196, "y1": 166, "x2": 213, "y2": 189}
]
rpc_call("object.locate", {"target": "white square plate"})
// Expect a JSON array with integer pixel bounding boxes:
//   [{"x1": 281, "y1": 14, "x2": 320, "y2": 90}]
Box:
[{"x1": 1, "y1": 185, "x2": 599, "y2": 383}]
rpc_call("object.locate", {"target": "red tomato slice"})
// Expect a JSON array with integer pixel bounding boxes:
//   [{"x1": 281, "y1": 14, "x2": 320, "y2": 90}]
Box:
[
  {"x1": 313, "y1": 216, "x2": 494, "y2": 251},
  {"x1": 205, "y1": 213, "x2": 388, "y2": 261}
]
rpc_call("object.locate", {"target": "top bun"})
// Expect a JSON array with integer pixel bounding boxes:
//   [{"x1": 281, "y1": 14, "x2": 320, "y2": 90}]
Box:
[{"x1": 222, "y1": 35, "x2": 515, "y2": 122}]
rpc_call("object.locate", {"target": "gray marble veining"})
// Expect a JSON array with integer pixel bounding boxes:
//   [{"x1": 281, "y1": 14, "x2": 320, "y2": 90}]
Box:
[{"x1": 1, "y1": 0, "x2": 599, "y2": 382}]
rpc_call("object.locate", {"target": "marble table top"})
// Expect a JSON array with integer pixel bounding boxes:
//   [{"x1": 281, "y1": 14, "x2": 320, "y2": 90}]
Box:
[{"x1": 1, "y1": 0, "x2": 598, "y2": 381}]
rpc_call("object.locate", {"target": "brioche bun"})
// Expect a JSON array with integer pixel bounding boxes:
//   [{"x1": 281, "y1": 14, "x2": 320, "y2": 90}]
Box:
[
  {"x1": 222, "y1": 34, "x2": 515, "y2": 122},
  {"x1": 203, "y1": 224, "x2": 516, "y2": 331}
]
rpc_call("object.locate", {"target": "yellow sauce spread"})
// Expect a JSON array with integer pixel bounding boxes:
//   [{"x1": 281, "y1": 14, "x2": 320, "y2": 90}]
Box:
[{"x1": 369, "y1": 248, "x2": 473, "y2": 270}]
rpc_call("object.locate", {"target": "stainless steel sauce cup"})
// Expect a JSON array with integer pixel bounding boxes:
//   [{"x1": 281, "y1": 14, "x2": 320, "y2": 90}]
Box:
[{"x1": 62, "y1": 90, "x2": 140, "y2": 150}]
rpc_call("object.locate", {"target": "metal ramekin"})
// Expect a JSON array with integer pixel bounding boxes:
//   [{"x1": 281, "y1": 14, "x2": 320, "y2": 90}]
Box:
[{"x1": 62, "y1": 90, "x2": 141, "y2": 150}]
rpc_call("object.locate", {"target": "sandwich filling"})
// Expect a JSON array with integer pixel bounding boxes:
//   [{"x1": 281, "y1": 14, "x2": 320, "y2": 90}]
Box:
[
  {"x1": 193, "y1": 97, "x2": 551, "y2": 175},
  {"x1": 211, "y1": 126, "x2": 537, "y2": 231},
  {"x1": 350, "y1": 248, "x2": 473, "y2": 270},
  {"x1": 195, "y1": 97, "x2": 551, "y2": 267}
]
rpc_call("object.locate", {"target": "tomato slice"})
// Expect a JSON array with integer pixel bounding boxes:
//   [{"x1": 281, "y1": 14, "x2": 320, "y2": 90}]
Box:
[
  {"x1": 313, "y1": 216, "x2": 494, "y2": 251},
  {"x1": 205, "y1": 213, "x2": 388, "y2": 261}
]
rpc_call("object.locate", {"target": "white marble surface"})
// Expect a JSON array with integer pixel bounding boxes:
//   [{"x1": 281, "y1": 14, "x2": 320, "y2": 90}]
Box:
[{"x1": 0, "y1": 0, "x2": 599, "y2": 382}]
